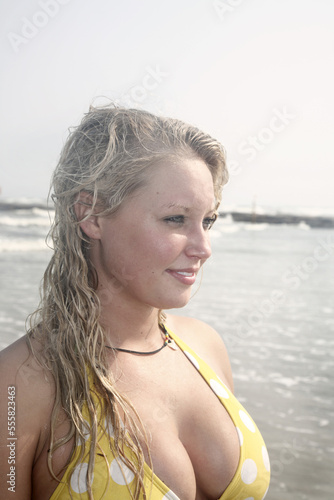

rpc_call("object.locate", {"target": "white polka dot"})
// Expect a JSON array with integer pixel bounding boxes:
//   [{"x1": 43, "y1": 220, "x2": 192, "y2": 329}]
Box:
[
  {"x1": 262, "y1": 445, "x2": 270, "y2": 471},
  {"x1": 184, "y1": 351, "x2": 200, "y2": 370},
  {"x1": 162, "y1": 490, "x2": 181, "y2": 500},
  {"x1": 217, "y1": 376, "x2": 227, "y2": 386},
  {"x1": 71, "y1": 462, "x2": 90, "y2": 493},
  {"x1": 210, "y1": 379, "x2": 229, "y2": 399},
  {"x1": 239, "y1": 410, "x2": 256, "y2": 433},
  {"x1": 110, "y1": 458, "x2": 135, "y2": 485},
  {"x1": 241, "y1": 458, "x2": 258, "y2": 484},
  {"x1": 236, "y1": 426, "x2": 243, "y2": 446}
]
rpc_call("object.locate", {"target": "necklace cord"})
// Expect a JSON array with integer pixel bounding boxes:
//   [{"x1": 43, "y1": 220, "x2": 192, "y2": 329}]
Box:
[{"x1": 105, "y1": 324, "x2": 171, "y2": 356}]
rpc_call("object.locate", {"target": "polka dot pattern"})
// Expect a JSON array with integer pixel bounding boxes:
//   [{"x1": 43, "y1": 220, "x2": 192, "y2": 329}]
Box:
[
  {"x1": 184, "y1": 351, "x2": 200, "y2": 370},
  {"x1": 70, "y1": 462, "x2": 90, "y2": 494},
  {"x1": 174, "y1": 329, "x2": 270, "y2": 500},
  {"x1": 236, "y1": 426, "x2": 244, "y2": 446},
  {"x1": 52, "y1": 328, "x2": 270, "y2": 500},
  {"x1": 241, "y1": 458, "x2": 258, "y2": 484},
  {"x1": 210, "y1": 379, "x2": 229, "y2": 399},
  {"x1": 239, "y1": 410, "x2": 256, "y2": 433},
  {"x1": 162, "y1": 490, "x2": 181, "y2": 500},
  {"x1": 109, "y1": 458, "x2": 135, "y2": 485}
]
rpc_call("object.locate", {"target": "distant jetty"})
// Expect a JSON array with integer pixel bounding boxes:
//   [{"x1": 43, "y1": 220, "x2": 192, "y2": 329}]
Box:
[
  {"x1": 1, "y1": 200, "x2": 333, "y2": 228},
  {"x1": 220, "y1": 211, "x2": 334, "y2": 229}
]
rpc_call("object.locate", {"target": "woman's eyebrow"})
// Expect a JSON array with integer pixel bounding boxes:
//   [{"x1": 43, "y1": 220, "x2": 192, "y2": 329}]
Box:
[
  {"x1": 161, "y1": 202, "x2": 217, "y2": 213},
  {"x1": 161, "y1": 203, "x2": 190, "y2": 211}
]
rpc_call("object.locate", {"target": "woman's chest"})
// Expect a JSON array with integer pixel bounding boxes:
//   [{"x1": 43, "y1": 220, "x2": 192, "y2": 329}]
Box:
[{"x1": 113, "y1": 352, "x2": 240, "y2": 499}]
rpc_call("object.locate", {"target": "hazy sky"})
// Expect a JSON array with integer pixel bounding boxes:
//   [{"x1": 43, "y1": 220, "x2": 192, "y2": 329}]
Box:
[{"x1": 1, "y1": 0, "x2": 333, "y2": 212}]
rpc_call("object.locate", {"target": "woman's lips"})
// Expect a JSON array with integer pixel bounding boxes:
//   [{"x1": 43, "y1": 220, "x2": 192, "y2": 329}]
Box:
[{"x1": 166, "y1": 269, "x2": 198, "y2": 285}]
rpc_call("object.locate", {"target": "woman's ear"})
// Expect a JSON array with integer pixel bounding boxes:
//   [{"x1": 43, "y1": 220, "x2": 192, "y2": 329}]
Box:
[{"x1": 74, "y1": 191, "x2": 102, "y2": 240}]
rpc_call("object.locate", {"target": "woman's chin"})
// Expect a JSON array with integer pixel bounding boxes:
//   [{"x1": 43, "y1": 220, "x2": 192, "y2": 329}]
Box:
[{"x1": 159, "y1": 292, "x2": 193, "y2": 311}]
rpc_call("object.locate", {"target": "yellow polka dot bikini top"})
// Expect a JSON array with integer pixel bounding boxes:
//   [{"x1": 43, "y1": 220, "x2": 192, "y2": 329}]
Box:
[{"x1": 50, "y1": 328, "x2": 270, "y2": 500}]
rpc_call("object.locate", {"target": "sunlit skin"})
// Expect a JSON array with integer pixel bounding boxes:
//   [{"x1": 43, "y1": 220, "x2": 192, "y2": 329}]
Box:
[
  {"x1": 80, "y1": 156, "x2": 218, "y2": 349},
  {"x1": 0, "y1": 156, "x2": 240, "y2": 500},
  {"x1": 75, "y1": 157, "x2": 240, "y2": 499}
]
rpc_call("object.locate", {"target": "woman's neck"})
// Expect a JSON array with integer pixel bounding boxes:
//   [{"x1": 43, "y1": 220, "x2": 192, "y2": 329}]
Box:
[{"x1": 99, "y1": 299, "x2": 162, "y2": 351}]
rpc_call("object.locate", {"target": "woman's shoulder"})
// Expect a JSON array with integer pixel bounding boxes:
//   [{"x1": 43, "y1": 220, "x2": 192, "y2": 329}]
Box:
[
  {"x1": 166, "y1": 314, "x2": 223, "y2": 345},
  {"x1": 165, "y1": 314, "x2": 234, "y2": 391},
  {"x1": 0, "y1": 334, "x2": 55, "y2": 393},
  {"x1": 0, "y1": 334, "x2": 56, "y2": 422},
  {"x1": 0, "y1": 336, "x2": 55, "y2": 457},
  {"x1": 0, "y1": 335, "x2": 56, "y2": 496}
]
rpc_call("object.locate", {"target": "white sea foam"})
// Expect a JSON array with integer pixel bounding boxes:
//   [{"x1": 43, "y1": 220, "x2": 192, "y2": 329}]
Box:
[
  {"x1": 243, "y1": 223, "x2": 269, "y2": 231},
  {"x1": 284, "y1": 426, "x2": 316, "y2": 435},
  {"x1": 220, "y1": 225, "x2": 240, "y2": 233},
  {"x1": 32, "y1": 207, "x2": 54, "y2": 216},
  {"x1": 218, "y1": 215, "x2": 240, "y2": 233},
  {"x1": 272, "y1": 376, "x2": 299, "y2": 388},
  {"x1": 321, "y1": 308, "x2": 333, "y2": 315},
  {"x1": 0, "y1": 315, "x2": 15, "y2": 323},
  {"x1": 0, "y1": 215, "x2": 51, "y2": 227},
  {"x1": 297, "y1": 221, "x2": 311, "y2": 230},
  {"x1": 0, "y1": 238, "x2": 50, "y2": 252},
  {"x1": 209, "y1": 229, "x2": 222, "y2": 239}
]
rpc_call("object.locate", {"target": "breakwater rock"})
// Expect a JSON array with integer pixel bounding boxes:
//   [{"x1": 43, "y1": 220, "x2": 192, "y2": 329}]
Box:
[{"x1": 220, "y1": 212, "x2": 334, "y2": 229}]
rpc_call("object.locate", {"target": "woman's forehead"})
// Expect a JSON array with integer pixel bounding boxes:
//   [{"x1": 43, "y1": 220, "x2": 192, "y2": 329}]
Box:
[{"x1": 142, "y1": 162, "x2": 216, "y2": 211}]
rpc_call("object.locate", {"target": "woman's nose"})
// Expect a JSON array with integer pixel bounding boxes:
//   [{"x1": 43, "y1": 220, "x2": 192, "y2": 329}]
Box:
[{"x1": 185, "y1": 227, "x2": 212, "y2": 260}]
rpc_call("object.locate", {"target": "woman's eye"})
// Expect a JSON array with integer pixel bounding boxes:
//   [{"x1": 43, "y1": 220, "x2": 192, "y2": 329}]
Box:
[
  {"x1": 164, "y1": 215, "x2": 185, "y2": 224},
  {"x1": 203, "y1": 213, "x2": 218, "y2": 230},
  {"x1": 164, "y1": 213, "x2": 217, "y2": 229}
]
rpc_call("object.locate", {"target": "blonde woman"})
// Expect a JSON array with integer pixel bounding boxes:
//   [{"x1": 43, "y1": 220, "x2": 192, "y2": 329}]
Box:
[{"x1": 0, "y1": 106, "x2": 270, "y2": 500}]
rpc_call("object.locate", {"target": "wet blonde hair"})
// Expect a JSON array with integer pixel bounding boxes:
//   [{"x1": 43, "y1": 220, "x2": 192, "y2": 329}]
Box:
[{"x1": 28, "y1": 104, "x2": 228, "y2": 499}]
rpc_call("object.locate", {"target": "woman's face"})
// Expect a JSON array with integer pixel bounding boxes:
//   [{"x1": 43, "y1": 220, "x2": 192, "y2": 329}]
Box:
[{"x1": 92, "y1": 156, "x2": 217, "y2": 311}]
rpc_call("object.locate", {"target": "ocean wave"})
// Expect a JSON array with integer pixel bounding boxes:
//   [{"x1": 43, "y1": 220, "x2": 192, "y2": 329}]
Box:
[
  {"x1": 0, "y1": 215, "x2": 52, "y2": 228},
  {"x1": 220, "y1": 225, "x2": 240, "y2": 233},
  {"x1": 0, "y1": 238, "x2": 51, "y2": 252},
  {"x1": 32, "y1": 207, "x2": 54, "y2": 216},
  {"x1": 0, "y1": 198, "x2": 49, "y2": 211},
  {"x1": 217, "y1": 214, "x2": 240, "y2": 233},
  {"x1": 243, "y1": 223, "x2": 269, "y2": 231}
]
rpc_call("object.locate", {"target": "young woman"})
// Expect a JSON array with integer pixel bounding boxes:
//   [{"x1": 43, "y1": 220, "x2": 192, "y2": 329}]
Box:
[{"x1": 0, "y1": 106, "x2": 270, "y2": 500}]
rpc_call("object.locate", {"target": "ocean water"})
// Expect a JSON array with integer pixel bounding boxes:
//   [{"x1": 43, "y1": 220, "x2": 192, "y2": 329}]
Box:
[{"x1": 0, "y1": 205, "x2": 333, "y2": 499}]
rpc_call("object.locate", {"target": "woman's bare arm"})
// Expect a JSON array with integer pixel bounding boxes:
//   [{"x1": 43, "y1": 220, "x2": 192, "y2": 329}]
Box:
[{"x1": 0, "y1": 336, "x2": 54, "y2": 500}]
